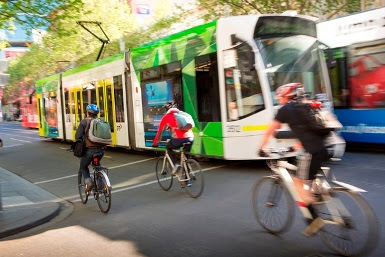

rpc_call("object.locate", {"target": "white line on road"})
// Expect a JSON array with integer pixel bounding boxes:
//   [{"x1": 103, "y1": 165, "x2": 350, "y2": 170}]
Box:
[
  {"x1": 109, "y1": 157, "x2": 157, "y2": 169},
  {"x1": 10, "y1": 138, "x2": 32, "y2": 143},
  {"x1": 0, "y1": 127, "x2": 38, "y2": 133},
  {"x1": 69, "y1": 164, "x2": 228, "y2": 202},
  {"x1": 3, "y1": 144, "x2": 23, "y2": 148},
  {"x1": 34, "y1": 157, "x2": 157, "y2": 185},
  {"x1": 0, "y1": 132, "x2": 47, "y2": 141}
]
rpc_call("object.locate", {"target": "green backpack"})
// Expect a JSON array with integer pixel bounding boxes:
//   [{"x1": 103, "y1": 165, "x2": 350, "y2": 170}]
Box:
[{"x1": 87, "y1": 118, "x2": 112, "y2": 145}]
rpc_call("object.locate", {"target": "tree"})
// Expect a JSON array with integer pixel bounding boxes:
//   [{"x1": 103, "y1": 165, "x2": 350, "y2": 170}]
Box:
[
  {"x1": 3, "y1": 0, "x2": 184, "y2": 100},
  {"x1": 0, "y1": 0, "x2": 83, "y2": 31},
  {"x1": 196, "y1": 0, "x2": 375, "y2": 21}
]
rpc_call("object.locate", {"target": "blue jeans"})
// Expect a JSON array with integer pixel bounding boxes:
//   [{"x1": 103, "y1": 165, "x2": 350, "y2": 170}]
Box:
[
  {"x1": 79, "y1": 147, "x2": 104, "y2": 180},
  {"x1": 166, "y1": 138, "x2": 194, "y2": 165}
]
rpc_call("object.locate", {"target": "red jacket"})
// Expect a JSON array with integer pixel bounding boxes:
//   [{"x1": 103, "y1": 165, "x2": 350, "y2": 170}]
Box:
[{"x1": 152, "y1": 108, "x2": 194, "y2": 146}]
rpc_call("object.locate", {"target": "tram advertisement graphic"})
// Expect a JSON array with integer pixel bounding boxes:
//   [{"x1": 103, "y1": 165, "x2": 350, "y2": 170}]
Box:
[
  {"x1": 349, "y1": 55, "x2": 385, "y2": 108},
  {"x1": 142, "y1": 80, "x2": 173, "y2": 147}
]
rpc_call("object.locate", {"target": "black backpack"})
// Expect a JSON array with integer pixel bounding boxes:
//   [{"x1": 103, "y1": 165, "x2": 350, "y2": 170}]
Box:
[{"x1": 295, "y1": 100, "x2": 342, "y2": 137}]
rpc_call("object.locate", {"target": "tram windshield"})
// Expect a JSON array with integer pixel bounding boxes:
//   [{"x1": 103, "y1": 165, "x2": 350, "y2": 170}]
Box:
[{"x1": 256, "y1": 35, "x2": 327, "y2": 105}]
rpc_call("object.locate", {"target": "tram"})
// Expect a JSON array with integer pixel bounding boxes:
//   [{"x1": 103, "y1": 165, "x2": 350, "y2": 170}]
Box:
[
  {"x1": 317, "y1": 7, "x2": 385, "y2": 144},
  {"x1": 36, "y1": 12, "x2": 332, "y2": 160}
]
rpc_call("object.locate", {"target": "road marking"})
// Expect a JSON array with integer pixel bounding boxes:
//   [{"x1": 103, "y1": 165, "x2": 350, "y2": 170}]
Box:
[
  {"x1": 0, "y1": 127, "x2": 38, "y2": 133},
  {"x1": 10, "y1": 138, "x2": 32, "y2": 143},
  {"x1": 3, "y1": 144, "x2": 23, "y2": 148},
  {"x1": 0, "y1": 132, "x2": 46, "y2": 140},
  {"x1": 69, "y1": 164, "x2": 228, "y2": 202},
  {"x1": 33, "y1": 157, "x2": 157, "y2": 185},
  {"x1": 109, "y1": 157, "x2": 157, "y2": 169}
]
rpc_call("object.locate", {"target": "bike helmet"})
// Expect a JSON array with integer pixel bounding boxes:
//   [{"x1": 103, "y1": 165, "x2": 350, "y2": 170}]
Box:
[
  {"x1": 275, "y1": 83, "x2": 303, "y2": 99},
  {"x1": 163, "y1": 101, "x2": 177, "y2": 109},
  {"x1": 86, "y1": 104, "x2": 99, "y2": 114}
]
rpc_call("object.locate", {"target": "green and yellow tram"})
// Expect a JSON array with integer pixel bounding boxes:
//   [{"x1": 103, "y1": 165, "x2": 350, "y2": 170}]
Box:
[{"x1": 36, "y1": 13, "x2": 332, "y2": 159}]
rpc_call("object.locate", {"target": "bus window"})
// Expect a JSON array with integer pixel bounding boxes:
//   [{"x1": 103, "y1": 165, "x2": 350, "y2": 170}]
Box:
[
  {"x1": 225, "y1": 42, "x2": 265, "y2": 121},
  {"x1": 113, "y1": 75, "x2": 124, "y2": 122},
  {"x1": 348, "y1": 41, "x2": 385, "y2": 109},
  {"x1": 327, "y1": 48, "x2": 349, "y2": 108},
  {"x1": 195, "y1": 53, "x2": 220, "y2": 122}
]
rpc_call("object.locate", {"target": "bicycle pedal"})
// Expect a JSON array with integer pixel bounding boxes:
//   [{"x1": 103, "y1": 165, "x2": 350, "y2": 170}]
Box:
[{"x1": 303, "y1": 218, "x2": 325, "y2": 237}]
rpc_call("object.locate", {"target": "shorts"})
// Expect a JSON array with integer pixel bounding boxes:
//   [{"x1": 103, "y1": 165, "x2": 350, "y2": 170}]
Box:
[{"x1": 296, "y1": 149, "x2": 328, "y2": 180}]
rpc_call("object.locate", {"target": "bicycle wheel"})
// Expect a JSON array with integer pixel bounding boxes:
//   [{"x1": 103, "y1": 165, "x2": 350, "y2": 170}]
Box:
[
  {"x1": 251, "y1": 176, "x2": 294, "y2": 234},
  {"x1": 96, "y1": 171, "x2": 112, "y2": 213},
  {"x1": 183, "y1": 159, "x2": 204, "y2": 198},
  {"x1": 155, "y1": 157, "x2": 173, "y2": 191},
  {"x1": 78, "y1": 171, "x2": 88, "y2": 204},
  {"x1": 315, "y1": 188, "x2": 379, "y2": 257}
]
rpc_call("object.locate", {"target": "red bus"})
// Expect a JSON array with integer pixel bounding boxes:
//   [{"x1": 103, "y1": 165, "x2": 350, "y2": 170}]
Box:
[{"x1": 21, "y1": 90, "x2": 39, "y2": 129}]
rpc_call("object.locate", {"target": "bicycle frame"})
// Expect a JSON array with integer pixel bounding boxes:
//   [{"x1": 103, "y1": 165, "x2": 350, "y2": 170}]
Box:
[
  {"x1": 270, "y1": 158, "x2": 367, "y2": 235},
  {"x1": 162, "y1": 150, "x2": 193, "y2": 183}
]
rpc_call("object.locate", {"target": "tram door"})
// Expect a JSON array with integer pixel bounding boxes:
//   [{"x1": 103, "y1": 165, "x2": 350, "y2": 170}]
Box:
[
  {"x1": 70, "y1": 87, "x2": 83, "y2": 139},
  {"x1": 96, "y1": 79, "x2": 117, "y2": 145},
  {"x1": 36, "y1": 93, "x2": 44, "y2": 136}
]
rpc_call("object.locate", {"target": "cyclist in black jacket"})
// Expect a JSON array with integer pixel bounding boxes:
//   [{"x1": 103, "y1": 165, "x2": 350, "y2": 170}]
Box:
[
  {"x1": 75, "y1": 104, "x2": 104, "y2": 192},
  {"x1": 258, "y1": 83, "x2": 329, "y2": 206}
]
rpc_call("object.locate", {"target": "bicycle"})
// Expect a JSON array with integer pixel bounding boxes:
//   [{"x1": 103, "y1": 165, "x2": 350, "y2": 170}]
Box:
[
  {"x1": 155, "y1": 142, "x2": 204, "y2": 198},
  {"x1": 251, "y1": 148, "x2": 379, "y2": 257},
  {"x1": 78, "y1": 153, "x2": 112, "y2": 213}
]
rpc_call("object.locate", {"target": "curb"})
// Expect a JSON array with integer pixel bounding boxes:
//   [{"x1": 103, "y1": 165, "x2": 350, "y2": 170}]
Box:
[{"x1": 0, "y1": 202, "x2": 61, "y2": 239}]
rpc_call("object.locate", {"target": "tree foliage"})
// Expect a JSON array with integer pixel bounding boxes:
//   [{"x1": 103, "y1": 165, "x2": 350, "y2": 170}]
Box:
[
  {"x1": 196, "y1": 0, "x2": 375, "y2": 21},
  {"x1": 0, "y1": 0, "x2": 83, "y2": 31},
  {"x1": 4, "y1": 0, "x2": 184, "y2": 101}
]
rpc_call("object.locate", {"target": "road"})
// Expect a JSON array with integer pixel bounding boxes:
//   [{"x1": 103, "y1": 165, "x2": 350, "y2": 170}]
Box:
[{"x1": 0, "y1": 122, "x2": 384, "y2": 257}]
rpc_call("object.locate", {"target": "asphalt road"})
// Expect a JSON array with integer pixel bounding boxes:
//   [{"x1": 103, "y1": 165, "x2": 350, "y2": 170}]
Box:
[{"x1": 0, "y1": 122, "x2": 384, "y2": 257}]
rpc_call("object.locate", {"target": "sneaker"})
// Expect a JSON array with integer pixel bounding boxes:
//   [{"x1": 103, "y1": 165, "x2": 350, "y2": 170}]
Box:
[
  {"x1": 85, "y1": 178, "x2": 93, "y2": 192},
  {"x1": 185, "y1": 179, "x2": 192, "y2": 187},
  {"x1": 172, "y1": 163, "x2": 181, "y2": 175}
]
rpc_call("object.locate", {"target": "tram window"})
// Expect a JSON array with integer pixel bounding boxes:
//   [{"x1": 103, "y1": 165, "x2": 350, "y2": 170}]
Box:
[
  {"x1": 98, "y1": 85, "x2": 105, "y2": 119},
  {"x1": 65, "y1": 90, "x2": 70, "y2": 122},
  {"x1": 82, "y1": 87, "x2": 88, "y2": 118},
  {"x1": 70, "y1": 91, "x2": 75, "y2": 127},
  {"x1": 106, "y1": 83, "x2": 114, "y2": 132},
  {"x1": 195, "y1": 53, "x2": 220, "y2": 122},
  {"x1": 113, "y1": 75, "x2": 125, "y2": 122},
  {"x1": 225, "y1": 43, "x2": 265, "y2": 121},
  {"x1": 90, "y1": 88, "x2": 96, "y2": 105}
]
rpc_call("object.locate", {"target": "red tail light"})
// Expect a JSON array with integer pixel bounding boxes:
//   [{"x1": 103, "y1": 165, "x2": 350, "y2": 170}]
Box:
[{"x1": 93, "y1": 157, "x2": 99, "y2": 165}]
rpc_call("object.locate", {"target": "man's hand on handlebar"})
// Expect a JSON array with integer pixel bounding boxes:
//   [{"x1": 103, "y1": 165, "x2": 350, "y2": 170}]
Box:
[{"x1": 258, "y1": 149, "x2": 270, "y2": 157}]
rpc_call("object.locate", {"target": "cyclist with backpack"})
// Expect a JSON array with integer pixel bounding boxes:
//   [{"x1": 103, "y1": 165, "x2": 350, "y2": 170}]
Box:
[
  {"x1": 258, "y1": 83, "x2": 330, "y2": 208},
  {"x1": 152, "y1": 101, "x2": 194, "y2": 176},
  {"x1": 75, "y1": 104, "x2": 105, "y2": 192}
]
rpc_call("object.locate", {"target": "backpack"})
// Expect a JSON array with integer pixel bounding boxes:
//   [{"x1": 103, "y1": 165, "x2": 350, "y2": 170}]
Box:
[
  {"x1": 87, "y1": 118, "x2": 112, "y2": 145},
  {"x1": 296, "y1": 100, "x2": 343, "y2": 137},
  {"x1": 173, "y1": 111, "x2": 195, "y2": 131}
]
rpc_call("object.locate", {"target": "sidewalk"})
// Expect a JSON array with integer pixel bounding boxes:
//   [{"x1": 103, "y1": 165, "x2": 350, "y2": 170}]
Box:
[{"x1": 0, "y1": 167, "x2": 63, "y2": 239}]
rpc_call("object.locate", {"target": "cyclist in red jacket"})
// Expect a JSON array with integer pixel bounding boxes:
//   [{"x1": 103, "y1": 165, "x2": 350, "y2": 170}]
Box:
[{"x1": 152, "y1": 101, "x2": 194, "y2": 174}]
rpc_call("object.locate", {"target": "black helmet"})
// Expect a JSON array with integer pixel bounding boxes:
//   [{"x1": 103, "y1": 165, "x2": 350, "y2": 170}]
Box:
[{"x1": 163, "y1": 101, "x2": 176, "y2": 109}]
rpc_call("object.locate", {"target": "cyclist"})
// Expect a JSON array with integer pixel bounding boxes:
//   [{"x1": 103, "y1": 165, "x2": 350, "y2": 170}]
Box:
[
  {"x1": 75, "y1": 104, "x2": 105, "y2": 192},
  {"x1": 258, "y1": 83, "x2": 329, "y2": 207},
  {"x1": 152, "y1": 101, "x2": 194, "y2": 177}
]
